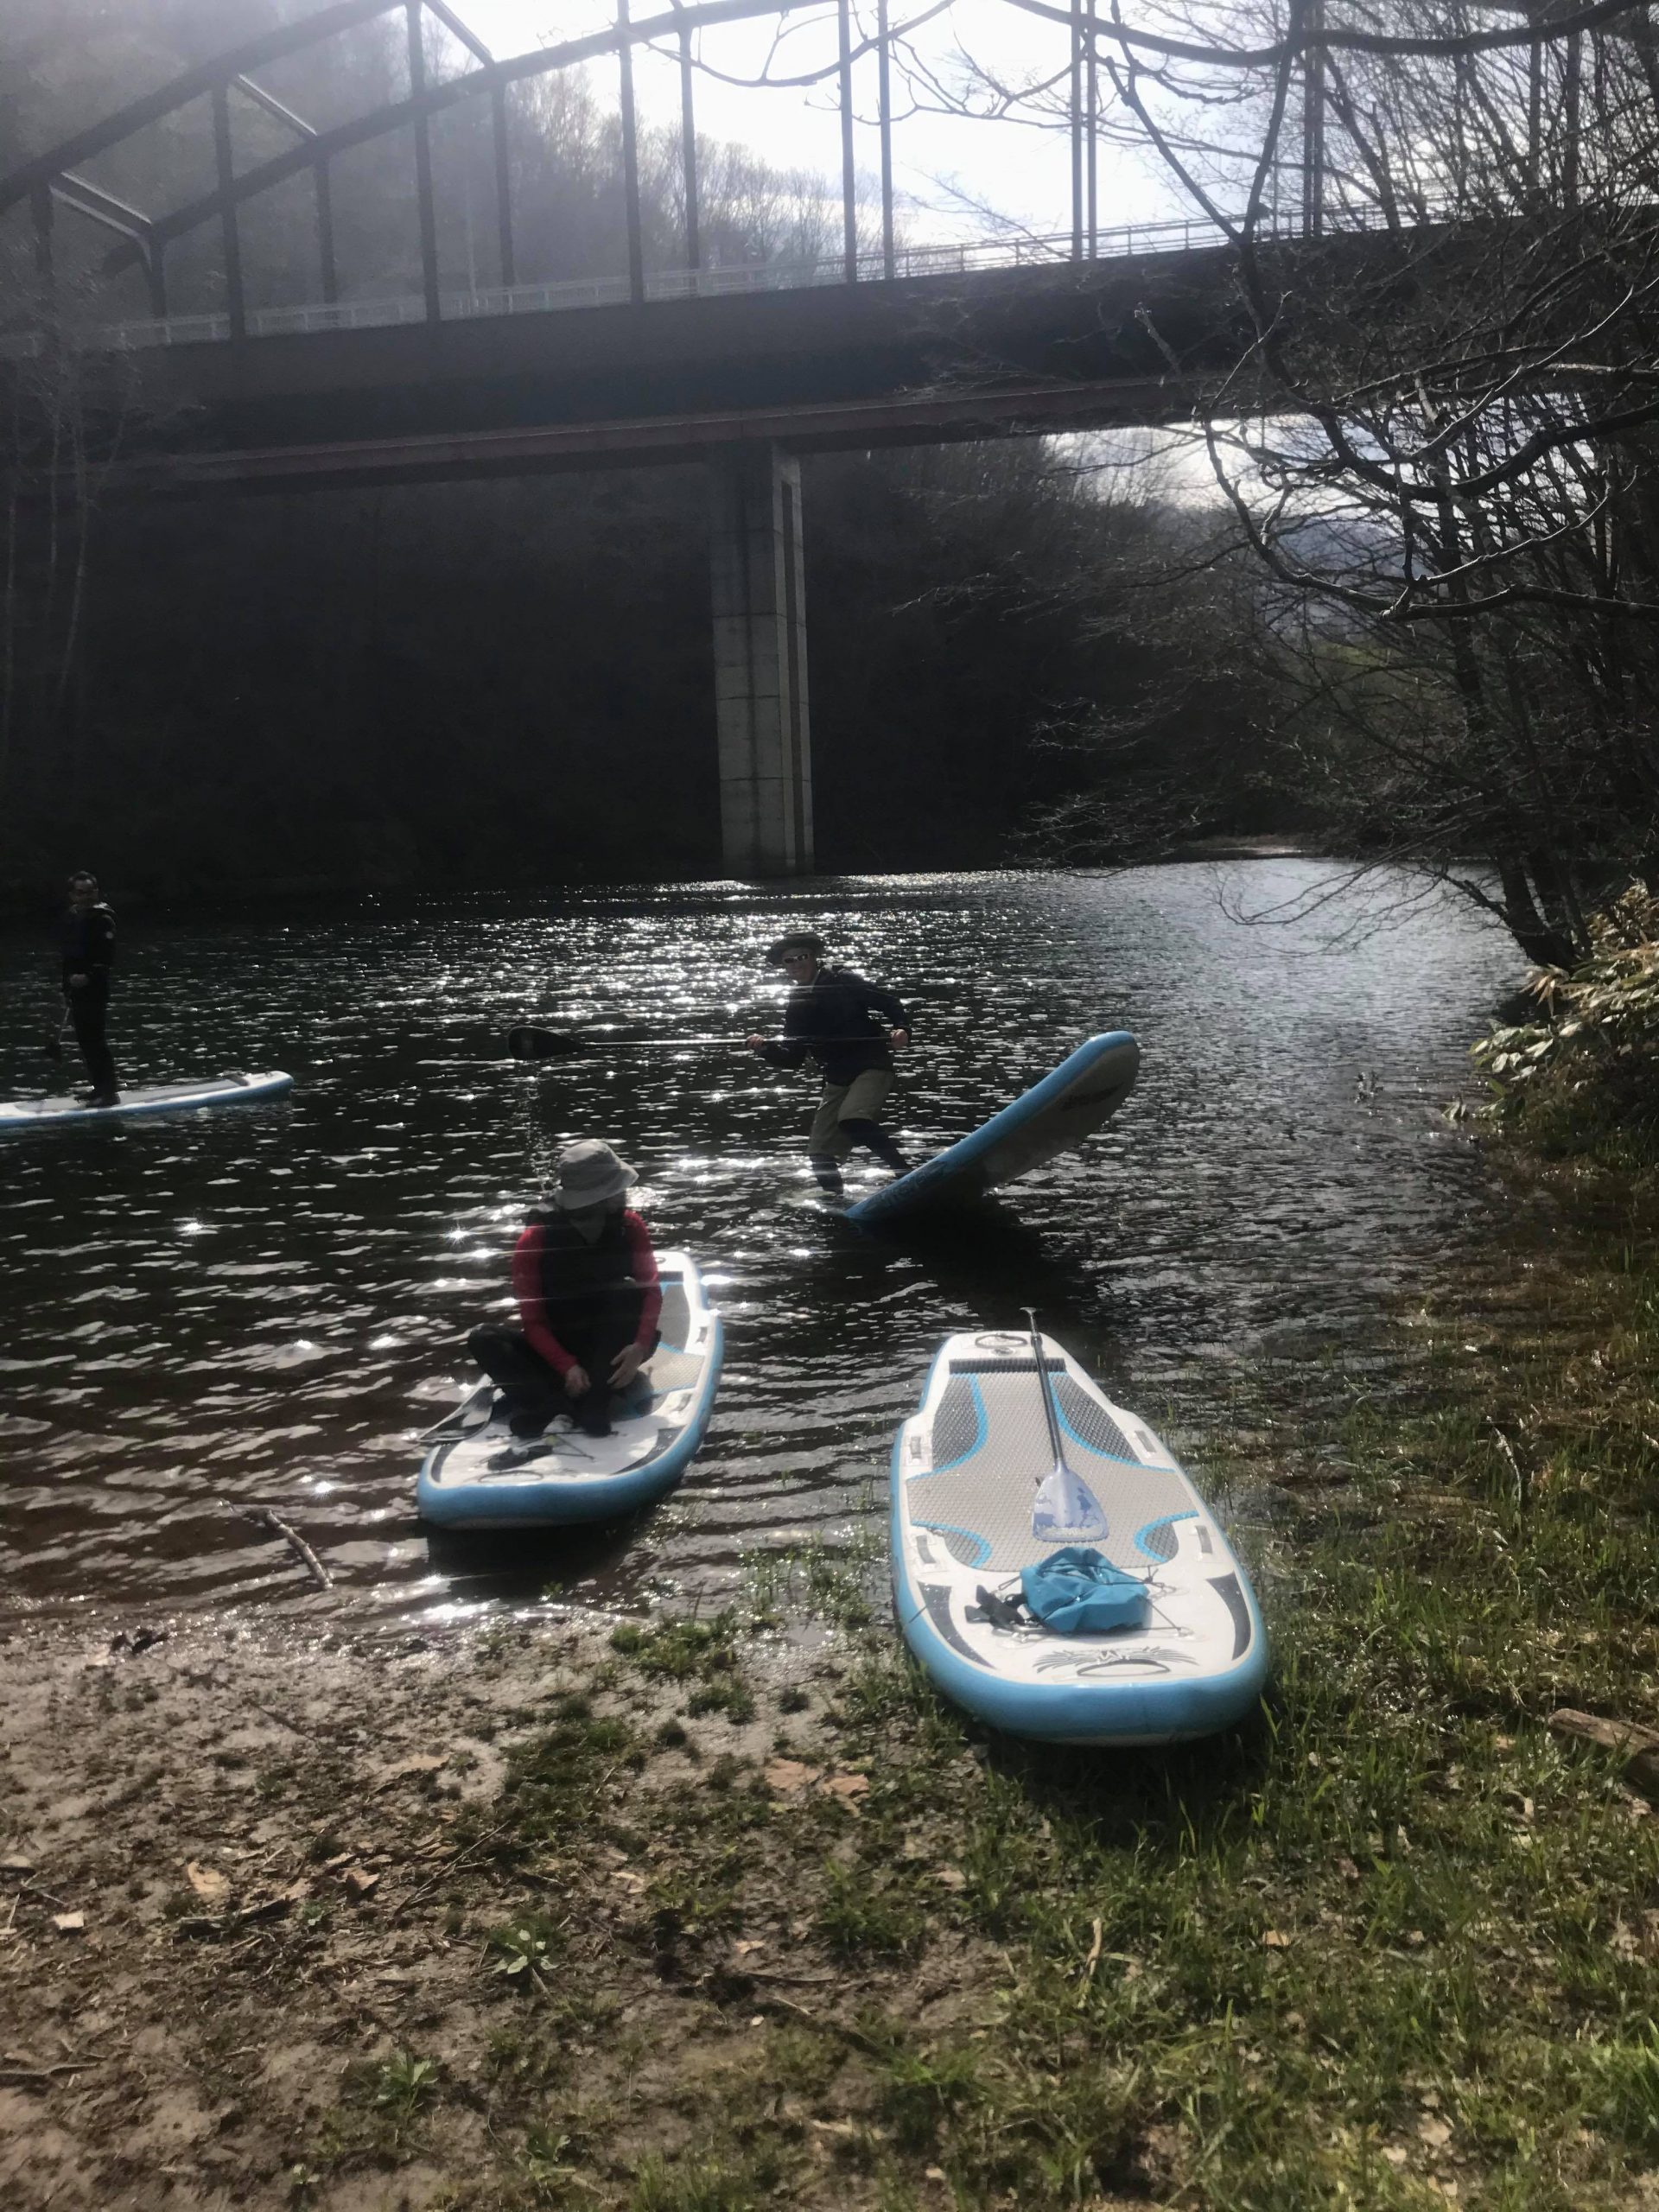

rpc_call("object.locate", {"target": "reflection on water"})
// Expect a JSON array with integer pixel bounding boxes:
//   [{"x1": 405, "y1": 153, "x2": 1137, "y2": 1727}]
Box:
[{"x1": 0, "y1": 865, "x2": 1522, "y2": 1621}]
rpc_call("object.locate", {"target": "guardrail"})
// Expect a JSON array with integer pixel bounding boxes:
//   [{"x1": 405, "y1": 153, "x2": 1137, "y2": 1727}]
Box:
[{"x1": 0, "y1": 199, "x2": 1420, "y2": 359}]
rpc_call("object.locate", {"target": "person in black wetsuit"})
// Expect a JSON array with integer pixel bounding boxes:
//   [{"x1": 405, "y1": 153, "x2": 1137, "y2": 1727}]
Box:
[
  {"x1": 60, "y1": 871, "x2": 119, "y2": 1106},
  {"x1": 747, "y1": 931, "x2": 913, "y2": 1195}
]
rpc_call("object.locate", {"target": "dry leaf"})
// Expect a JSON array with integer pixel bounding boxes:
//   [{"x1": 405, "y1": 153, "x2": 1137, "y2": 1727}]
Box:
[
  {"x1": 733, "y1": 1938, "x2": 766, "y2": 1956},
  {"x1": 340, "y1": 1866, "x2": 379, "y2": 1899},
  {"x1": 933, "y1": 1866, "x2": 967, "y2": 1891},
  {"x1": 0, "y1": 1855, "x2": 35, "y2": 1877},
  {"x1": 185, "y1": 1860, "x2": 230, "y2": 1904},
  {"x1": 765, "y1": 1759, "x2": 818, "y2": 1794},
  {"x1": 1419, "y1": 2116, "x2": 1452, "y2": 2149},
  {"x1": 824, "y1": 1772, "x2": 870, "y2": 1802},
  {"x1": 1262, "y1": 1929, "x2": 1292, "y2": 1949},
  {"x1": 610, "y1": 1869, "x2": 646, "y2": 1893},
  {"x1": 51, "y1": 1912, "x2": 85, "y2": 1935},
  {"x1": 1382, "y1": 2145, "x2": 1409, "y2": 2168}
]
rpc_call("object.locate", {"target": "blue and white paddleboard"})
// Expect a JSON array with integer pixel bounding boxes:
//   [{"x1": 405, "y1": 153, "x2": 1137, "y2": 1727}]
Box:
[
  {"x1": 0, "y1": 1070, "x2": 294, "y2": 1134},
  {"x1": 848, "y1": 1032, "x2": 1138, "y2": 1226},
  {"x1": 891, "y1": 1329, "x2": 1268, "y2": 1745},
  {"x1": 416, "y1": 1251, "x2": 723, "y2": 1529}
]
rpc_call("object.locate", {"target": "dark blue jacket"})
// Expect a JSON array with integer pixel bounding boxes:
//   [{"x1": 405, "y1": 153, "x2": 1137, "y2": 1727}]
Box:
[
  {"x1": 760, "y1": 965, "x2": 909, "y2": 1085},
  {"x1": 61, "y1": 903, "x2": 116, "y2": 993}
]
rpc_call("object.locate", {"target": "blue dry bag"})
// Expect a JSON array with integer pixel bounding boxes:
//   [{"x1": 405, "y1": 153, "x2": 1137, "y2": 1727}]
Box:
[{"x1": 1020, "y1": 1546, "x2": 1150, "y2": 1636}]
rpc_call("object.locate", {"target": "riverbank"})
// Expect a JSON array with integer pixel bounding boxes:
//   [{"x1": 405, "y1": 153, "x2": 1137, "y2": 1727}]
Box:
[{"x1": 4, "y1": 1122, "x2": 1659, "y2": 2211}]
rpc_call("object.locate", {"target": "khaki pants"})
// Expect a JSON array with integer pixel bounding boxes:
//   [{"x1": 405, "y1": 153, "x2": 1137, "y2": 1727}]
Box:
[{"x1": 809, "y1": 1069, "x2": 893, "y2": 1162}]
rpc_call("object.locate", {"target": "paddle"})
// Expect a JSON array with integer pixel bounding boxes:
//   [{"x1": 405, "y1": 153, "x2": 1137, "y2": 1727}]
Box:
[
  {"x1": 416, "y1": 1379, "x2": 497, "y2": 1445},
  {"x1": 1025, "y1": 1306, "x2": 1110, "y2": 1543},
  {"x1": 41, "y1": 1003, "x2": 70, "y2": 1062},
  {"x1": 507, "y1": 1026, "x2": 745, "y2": 1060},
  {"x1": 506, "y1": 1025, "x2": 912, "y2": 1062}
]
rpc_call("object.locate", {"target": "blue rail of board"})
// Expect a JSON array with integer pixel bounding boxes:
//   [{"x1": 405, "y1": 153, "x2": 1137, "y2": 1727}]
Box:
[
  {"x1": 416, "y1": 1314, "x2": 724, "y2": 1529},
  {"x1": 0, "y1": 1071, "x2": 295, "y2": 1134},
  {"x1": 889, "y1": 1433, "x2": 1269, "y2": 1745},
  {"x1": 849, "y1": 1031, "x2": 1138, "y2": 1225}
]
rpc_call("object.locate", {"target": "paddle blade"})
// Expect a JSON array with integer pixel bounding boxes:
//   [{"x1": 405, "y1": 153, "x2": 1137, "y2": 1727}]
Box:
[
  {"x1": 41, "y1": 1032, "x2": 63, "y2": 1061},
  {"x1": 1033, "y1": 1462, "x2": 1110, "y2": 1544},
  {"x1": 505, "y1": 1026, "x2": 576, "y2": 1060}
]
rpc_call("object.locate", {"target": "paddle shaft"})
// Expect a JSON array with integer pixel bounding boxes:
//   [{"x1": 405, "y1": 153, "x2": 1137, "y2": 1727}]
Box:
[
  {"x1": 1023, "y1": 1306, "x2": 1069, "y2": 1475},
  {"x1": 508, "y1": 1025, "x2": 912, "y2": 1061}
]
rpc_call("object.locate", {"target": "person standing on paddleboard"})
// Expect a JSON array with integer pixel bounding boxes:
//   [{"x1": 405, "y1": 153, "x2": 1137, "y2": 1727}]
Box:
[
  {"x1": 467, "y1": 1140, "x2": 662, "y2": 1440},
  {"x1": 747, "y1": 931, "x2": 913, "y2": 1195},
  {"x1": 60, "y1": 871, "x2": 119, "y2": 1107}
]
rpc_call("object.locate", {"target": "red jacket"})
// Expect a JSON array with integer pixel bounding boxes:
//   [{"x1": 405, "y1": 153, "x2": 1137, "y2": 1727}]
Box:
[{"x1": 511, "y1": 1210, "x2": 661, "y2": 1375}]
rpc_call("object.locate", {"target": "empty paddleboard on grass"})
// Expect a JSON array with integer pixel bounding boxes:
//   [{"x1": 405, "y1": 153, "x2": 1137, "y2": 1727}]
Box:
[
  {"x1": 416, "y1": 1251, "x2": 722, "y2": 1529},
  {"x1": 891, "y1": 1328, "x2": 1268, "y2": 1745},
  {"x1": 848, "y1": 1032, "x2": 1137, "y2": 1225},
  {"x1": 0, "y1": 1071, "x2": 294, "y2": 1134}
]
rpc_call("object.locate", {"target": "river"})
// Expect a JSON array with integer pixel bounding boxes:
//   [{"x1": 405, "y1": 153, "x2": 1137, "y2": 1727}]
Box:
[{"x1": 0, "y1": 862, "x2": 1522, "y2": 1624}]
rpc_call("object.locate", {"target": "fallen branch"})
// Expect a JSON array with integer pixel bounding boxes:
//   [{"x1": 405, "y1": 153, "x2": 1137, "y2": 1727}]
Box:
[
  {"x1": 397, "y1": 1826, "x2": 515, "y2": 1913},
  {"x1": 229, "y1": 1503, "x2": 332, "y2": 1590},
  {"x1": 1548, "y1": 1708, "x2": 1659, "y2": 1798}
]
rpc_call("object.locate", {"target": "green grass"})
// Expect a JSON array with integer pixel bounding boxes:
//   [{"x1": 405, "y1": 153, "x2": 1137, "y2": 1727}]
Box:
[
  {"x1": 610, "y1": 1616, "x2": 758, "y2": 1721},
  {"x1": 741, "y1": 1525, "x2": 884, "y2": 1631},
  {"x1": 442, "y1": 1114, "x2": 1659, "y2": 2210}
]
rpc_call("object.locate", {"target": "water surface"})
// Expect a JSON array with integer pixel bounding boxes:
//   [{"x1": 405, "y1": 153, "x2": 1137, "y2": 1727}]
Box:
[{"x1": 0, "y1": 864, "x2": 1522, "y2": 1622}]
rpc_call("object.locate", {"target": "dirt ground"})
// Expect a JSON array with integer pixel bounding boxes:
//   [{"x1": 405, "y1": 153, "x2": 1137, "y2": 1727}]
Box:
[
  {"x1": 0, "y1": 1605, "x2": 1005, "y2": 2212},
  {"x1": 10, "y1": 1150, "x2": 1659, "y2": 2212}
]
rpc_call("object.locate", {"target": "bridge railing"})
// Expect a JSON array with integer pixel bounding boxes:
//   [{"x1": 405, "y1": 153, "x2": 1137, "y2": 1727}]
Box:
[{"x1": 0, "y1": 200, "x2": 1420, "y2": 359}]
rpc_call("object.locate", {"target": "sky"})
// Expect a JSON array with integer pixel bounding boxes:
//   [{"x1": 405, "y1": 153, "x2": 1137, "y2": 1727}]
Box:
[{"x1": 452, "y1": 0, "x2": 1188, "y2": 251}]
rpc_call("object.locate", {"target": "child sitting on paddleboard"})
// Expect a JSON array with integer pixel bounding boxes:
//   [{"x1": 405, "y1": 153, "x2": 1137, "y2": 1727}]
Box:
[
  {"x1": 746, "y1": 931, "x2": 913, "y2": 1195},
  {"x1": 467, "y1": 1140, "x2": 661, "y2": 1440}
]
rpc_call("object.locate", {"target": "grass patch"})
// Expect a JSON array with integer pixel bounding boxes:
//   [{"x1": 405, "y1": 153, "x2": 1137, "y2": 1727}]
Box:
[
  {"x1": 815, "y1": 1859, "x2": 928, "y2": 1961},
  {"x1": 432, "y1": 1115, "x2": 1659, "y2": 2209},
  {"x1": 743, "y1": 1529, "x2": 882, "y2": 1631},
  {"x1": 611, "y1": 1615, "x2": 758, "y2": 1722}
]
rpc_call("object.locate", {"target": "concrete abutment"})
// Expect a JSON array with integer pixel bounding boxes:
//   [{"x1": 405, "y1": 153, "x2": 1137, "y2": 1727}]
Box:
[{"x1": 708, "y1": 443, "x2": 814, "y2": 877}]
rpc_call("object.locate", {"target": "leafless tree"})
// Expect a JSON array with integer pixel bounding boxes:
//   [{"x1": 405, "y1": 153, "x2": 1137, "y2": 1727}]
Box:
[{"x1": 924, "y1": 0, "x2": 1659, "y2": 958}]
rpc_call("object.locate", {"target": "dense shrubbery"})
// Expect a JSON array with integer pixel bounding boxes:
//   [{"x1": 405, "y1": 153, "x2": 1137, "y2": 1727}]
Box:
[{"x1": 1473, "y1": 887, "x2": 1659, "y2": 1150}]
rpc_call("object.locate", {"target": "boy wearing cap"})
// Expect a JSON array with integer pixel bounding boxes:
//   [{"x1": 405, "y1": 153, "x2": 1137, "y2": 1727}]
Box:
[
  {"x1": 747, "y1": 932, "x2": 913, "y2": 1196},
  {"x1": 467, "y1": 1140, "x2": 662, "y2": 1439}
]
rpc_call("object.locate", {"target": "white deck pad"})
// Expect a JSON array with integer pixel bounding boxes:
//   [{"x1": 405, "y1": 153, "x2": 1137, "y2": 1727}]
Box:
[
  {"x1": 892, "y1": 1329, "x2": 1268, "y2": 1745},
  {"x1": 417, "y1": 1252, "x2": 723, "y2": 1528}
]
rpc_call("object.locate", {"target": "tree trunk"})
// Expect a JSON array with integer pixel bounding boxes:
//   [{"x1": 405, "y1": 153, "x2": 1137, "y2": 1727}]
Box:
[{"x1": 1498, "y1": 857, "x2": 1578, "y2": 969}]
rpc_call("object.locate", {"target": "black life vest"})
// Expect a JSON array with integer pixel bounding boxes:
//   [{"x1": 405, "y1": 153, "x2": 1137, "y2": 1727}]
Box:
[{"x1": 528, "y1": 1208, "x2": 637, "y2": 1314}]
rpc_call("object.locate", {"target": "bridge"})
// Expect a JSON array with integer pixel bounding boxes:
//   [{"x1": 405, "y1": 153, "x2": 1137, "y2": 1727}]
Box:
[{"x1": 0, "y1": 0, "x2": 1496, "y2": 874}]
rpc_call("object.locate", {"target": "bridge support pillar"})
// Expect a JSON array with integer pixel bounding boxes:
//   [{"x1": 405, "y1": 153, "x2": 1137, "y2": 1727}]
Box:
[{"x1": 709, "y1": 444, "x2": 814, "y2": 877}]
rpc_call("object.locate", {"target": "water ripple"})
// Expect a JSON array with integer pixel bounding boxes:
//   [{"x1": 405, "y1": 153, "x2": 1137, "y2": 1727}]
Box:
[{"x1": 0, "y1": 865, "x2": 1520, "y2": 1620}]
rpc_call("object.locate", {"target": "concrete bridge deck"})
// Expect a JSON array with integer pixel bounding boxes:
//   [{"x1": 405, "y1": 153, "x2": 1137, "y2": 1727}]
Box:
[{"x1": 106, "y1": 240, "x2": 1264, "y2": 486}]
